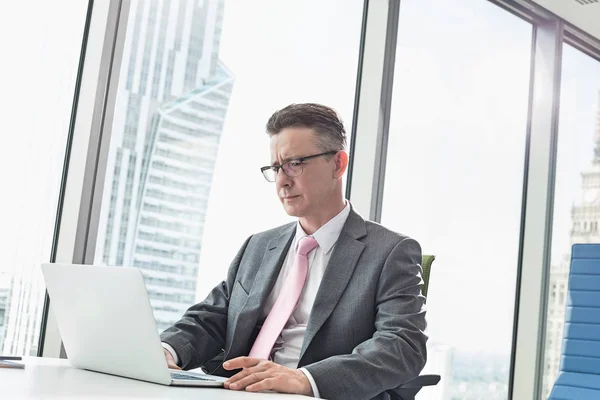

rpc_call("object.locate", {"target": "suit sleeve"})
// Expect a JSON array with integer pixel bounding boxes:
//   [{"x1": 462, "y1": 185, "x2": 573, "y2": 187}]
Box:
[
  {"x1": 303, "y1": 237, "x2": 428, "y2": 400},
  {"x1": 159, "y1": 236, "x2": 252, "y2": 370}
]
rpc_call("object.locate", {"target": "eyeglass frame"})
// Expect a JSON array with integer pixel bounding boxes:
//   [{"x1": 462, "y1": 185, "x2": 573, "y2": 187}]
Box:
[{"x1": 260, "y1": 150, "x2": 339, "y2": 182}]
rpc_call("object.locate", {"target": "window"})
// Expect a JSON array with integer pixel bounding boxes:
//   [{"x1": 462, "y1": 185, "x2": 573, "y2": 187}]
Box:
[
  {"x1": 0, "y1": 1, "x2": 88, "y2": 355},
  {"x1": 541, "y1": 44, "x2": 600, "y2": 399},
  {"x1": 94, "y1": 0, "x2": 362, "y2": 332},
  {"x1": 380, "y1": 1, "x2": 532, "y2": 398}
]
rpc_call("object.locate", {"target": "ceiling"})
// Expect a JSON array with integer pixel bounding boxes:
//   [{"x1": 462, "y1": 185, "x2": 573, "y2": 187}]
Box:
[{"x1": 530, "y1": 0, "x2": 600, "y2": 41}]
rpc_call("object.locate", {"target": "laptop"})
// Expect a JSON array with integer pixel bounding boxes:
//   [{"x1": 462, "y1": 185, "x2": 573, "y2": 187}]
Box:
[{"x1": 41, "y1": 263, "x2": 228, "y2": 387}]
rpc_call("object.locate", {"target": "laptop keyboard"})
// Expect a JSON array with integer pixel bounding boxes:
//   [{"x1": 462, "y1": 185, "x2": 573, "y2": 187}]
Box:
[{"x1": 171, "y1": 372, "x2": 217, "y2": 381}]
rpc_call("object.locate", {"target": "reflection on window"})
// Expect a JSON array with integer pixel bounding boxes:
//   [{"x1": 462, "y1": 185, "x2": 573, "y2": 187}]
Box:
[
  {"x1": 542, "y1": 48, "x2": 600, "y2": 395},
  {"x1": 381, "y1": 0, "x2": 531, "y2": 398},
  {"x1": 94, "y1": 0, "x2": 362, "y2": 333}
]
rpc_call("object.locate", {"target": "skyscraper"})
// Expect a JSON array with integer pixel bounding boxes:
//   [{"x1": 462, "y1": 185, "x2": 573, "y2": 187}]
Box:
[
  {"x1": 0, "y1": 274, "x2": 45, "y2": 355},
  {"x1": 542, "y1": 91, "x2": 600, "y2": 398},
  {"x1": 0, "y1": 281, "x2": 9, "y2": 350},
  {"x1": 96, "y1": 0, "x2": 233, "y2": 330}
]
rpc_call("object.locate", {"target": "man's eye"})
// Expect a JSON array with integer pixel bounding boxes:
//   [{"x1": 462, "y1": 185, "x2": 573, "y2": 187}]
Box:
[{"x1": 288, "y1": 161, "x2": 302, "y2": 168}]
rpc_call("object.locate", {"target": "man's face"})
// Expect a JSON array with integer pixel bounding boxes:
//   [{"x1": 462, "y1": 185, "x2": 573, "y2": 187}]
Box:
[{"x1": 270, "y1": 127, "x2": 337, "y2": 218}]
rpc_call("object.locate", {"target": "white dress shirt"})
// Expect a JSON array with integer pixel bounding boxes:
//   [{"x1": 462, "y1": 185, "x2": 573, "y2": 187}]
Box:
[{"x1": 163, "y1": 201, "x2": 351, "y2": 398}]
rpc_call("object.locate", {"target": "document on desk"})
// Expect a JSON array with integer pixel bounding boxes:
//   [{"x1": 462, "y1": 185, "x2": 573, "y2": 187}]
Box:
[{"x1": 0, "y1": 360, "x2": 25, "y2": 369}]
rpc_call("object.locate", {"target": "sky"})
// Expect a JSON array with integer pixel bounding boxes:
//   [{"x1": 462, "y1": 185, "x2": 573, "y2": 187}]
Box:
[
  {"x1": 0, "y1": 2, "x2": 87, "y2": 278},
  {"x1": 1, "y1": 0, "x2": 600, "y2": 371},
  {"x1": 0, "y1": 0, "x2": 87, "y2": 354},
  {"x1": 381, "y1": 0, "x2": 532, "y2": 356}
]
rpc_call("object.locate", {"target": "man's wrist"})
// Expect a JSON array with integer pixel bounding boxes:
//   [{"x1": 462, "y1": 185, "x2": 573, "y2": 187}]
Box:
[
  {"x1": 161, "y1": 342, "x2": 179, "y2": 365},
  {"x1": 298, "y1": 367, "x2": 320, "y2": 398},
  {"x1": 294, "y1": 369, "x2": 313, "y2": 396}
]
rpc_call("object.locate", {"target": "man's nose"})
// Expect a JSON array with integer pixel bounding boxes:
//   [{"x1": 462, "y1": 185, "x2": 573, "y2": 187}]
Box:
[{"x1": 276, "y1": 168, "x2": 292, "y2": 187}]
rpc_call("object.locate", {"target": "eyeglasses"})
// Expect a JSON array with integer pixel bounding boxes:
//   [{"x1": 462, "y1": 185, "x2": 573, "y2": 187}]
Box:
[{"x1": 260, "y1": 150, "x2": 338, "y2": 182}]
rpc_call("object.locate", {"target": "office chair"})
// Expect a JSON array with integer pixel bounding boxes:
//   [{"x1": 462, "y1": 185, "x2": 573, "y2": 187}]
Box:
[
  {"x1": 388, "y1": 254, "x2": 441, "y2": 400},
  {"x1": 548, "y1": 244, "x2": 600, "y2": 399},
  {"x1": 421, "y1": 254, "x2": 435, "y2": 299}
]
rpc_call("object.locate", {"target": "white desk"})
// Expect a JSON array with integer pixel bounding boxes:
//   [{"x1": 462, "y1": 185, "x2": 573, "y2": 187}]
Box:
[{"x1": 3, "y1": 357, "x2": 311, "y2": 399}]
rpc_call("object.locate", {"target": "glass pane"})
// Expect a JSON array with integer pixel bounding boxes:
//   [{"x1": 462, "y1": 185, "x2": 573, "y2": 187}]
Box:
[
  {"x1": 381, "y1": 1, "x2": 532, "y2": 399},
  {"x1": 541, "y1": 45, "x2": 600, "y2": 399},
  {"x1": 94, "y1": 0, "x2": 362, "y2": 332},
  {"x1": 0, "y1": 2, "x2": 88, "y2": 355}
]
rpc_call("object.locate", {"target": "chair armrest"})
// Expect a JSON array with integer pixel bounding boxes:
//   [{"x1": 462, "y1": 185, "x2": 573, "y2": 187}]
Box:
[
  {"x1": 201, "y1": 351, "x2": 225, "y2": 374},
  {"x1": 398, "y1": 375, "x2": 441, "y2": 389},
  {"x1": 387, "y1": 375, "x2": 441, "y2": 400},
  {"x1": 396, "y1": 374, "x2": 441, "y2": 388}
]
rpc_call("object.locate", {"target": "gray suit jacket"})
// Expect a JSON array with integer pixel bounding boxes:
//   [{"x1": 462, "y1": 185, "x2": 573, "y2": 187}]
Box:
[{"x1": 160, "y1": 207, "x2": 427, "y2": 400}]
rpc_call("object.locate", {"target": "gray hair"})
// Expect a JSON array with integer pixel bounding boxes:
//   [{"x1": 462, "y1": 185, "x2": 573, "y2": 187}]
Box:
[{"x1": 266, "y1": 103, "x2": 347, "y2": 153}]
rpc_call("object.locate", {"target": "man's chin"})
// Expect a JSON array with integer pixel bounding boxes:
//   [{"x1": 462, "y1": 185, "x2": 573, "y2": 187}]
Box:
[{"x1": 282, "y1": 204, "x2": 302, "y2": 217}]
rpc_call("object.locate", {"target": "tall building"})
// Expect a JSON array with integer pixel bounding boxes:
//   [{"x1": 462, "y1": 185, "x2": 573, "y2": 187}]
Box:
[
  {"x1": 96, "y1": 0, "x2": 233, "y2": 330},
  {"x1": 0, "y1": 280, "x2": 9, "y2": 350},
  {"x1": 542, "y1": 92, "x2": 600, "y2": 398},
  {"x1": 0, "y1": 274, "x2": 45, "y2": 355}
]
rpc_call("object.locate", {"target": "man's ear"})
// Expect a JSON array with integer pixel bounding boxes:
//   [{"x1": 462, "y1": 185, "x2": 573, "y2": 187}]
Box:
[{"x1": 334, "y1": 151, "x2": 349, "y2": 179}]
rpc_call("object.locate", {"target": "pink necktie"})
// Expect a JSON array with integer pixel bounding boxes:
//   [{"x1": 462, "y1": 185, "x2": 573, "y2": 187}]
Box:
[{"x1": 249, "y1": 236, "x2": 319, "y2": 359}]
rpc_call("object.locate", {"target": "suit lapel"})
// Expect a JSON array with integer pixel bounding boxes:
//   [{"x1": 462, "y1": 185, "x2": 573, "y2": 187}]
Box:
[
  {"x1": 246, "y1": 226, "x2": 295, "y2": 313},
  {"x1": 226, "y1": 224, "x2": 295, "y2": 356},
  {"x1": 299, "y1": 208, "x2": 367, "y2": 361}
]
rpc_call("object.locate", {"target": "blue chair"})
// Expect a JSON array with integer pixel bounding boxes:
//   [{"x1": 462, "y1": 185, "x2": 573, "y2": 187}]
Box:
[{"x1": 548, "y1": 244, "x2": 600, "y2": 399}]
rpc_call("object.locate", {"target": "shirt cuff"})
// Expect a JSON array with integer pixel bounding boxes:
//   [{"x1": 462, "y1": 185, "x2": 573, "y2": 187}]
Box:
[
  {"x1": 299, "y1": 367, "x2": 320, "y2": 398},
  {"x1": 161, "y1": 342, "x2": 179, "y2": 366}
]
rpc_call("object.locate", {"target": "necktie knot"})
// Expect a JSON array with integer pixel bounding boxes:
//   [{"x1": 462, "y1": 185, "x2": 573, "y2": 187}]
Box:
[{"x1": 297, "y1": 236, "x2": 318, "y2": 256}]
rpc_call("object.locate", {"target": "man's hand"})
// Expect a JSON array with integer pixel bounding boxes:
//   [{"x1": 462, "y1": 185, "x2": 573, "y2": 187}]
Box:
[
  {"x1": 163, "y1": 348, "x2": 181, "y2": 370},
  {"x1": 223, "y1": 357, "x2": 312, "y2": 396}
]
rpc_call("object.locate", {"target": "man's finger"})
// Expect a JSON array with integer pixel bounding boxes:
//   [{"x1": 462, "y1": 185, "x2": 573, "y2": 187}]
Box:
[
  {"x1": 224, "y1": 368, "x2": 252, "y2": 387},
  {"x1": 167, "y1": 361, "x2": 181, "y2": 370},
  {"x1": 228, "y1": 371, "x2": 270, "y2": 390},
  {"x1": 223, "y1": 357, "x2": 261, "y2": 370},
  {"x1": 225, "y1": 363, "x2": 269, "y2": 387},
  {"x1": 246, "y1": 376, "x2": 277, "y2": 392}
]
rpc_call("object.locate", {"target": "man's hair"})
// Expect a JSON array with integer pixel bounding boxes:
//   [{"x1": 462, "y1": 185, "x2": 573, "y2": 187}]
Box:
[{"x1": 266, "y1": 103, "x2": 347, "y2": 152}]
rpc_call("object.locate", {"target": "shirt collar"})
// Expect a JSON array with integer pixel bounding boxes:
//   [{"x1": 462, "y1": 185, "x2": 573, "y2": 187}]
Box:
[{"x1": 294, "y1": 201, "x2": 351, "y2": 255}]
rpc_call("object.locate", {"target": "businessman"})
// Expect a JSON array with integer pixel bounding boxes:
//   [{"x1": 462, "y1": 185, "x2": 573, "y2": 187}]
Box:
[{"x1": 160, "y1": 103, "x2": 427, "y2": 400}]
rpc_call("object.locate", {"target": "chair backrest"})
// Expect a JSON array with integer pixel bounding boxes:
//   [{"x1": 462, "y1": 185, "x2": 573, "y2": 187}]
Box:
[
  {"x1": 421, "y1": 255, "x2": 435, "y2": 300},
  {"x1": 386, "y1": 254, "x2": 438, "y2": 400},
  {"x1": 559, "y1": 244, "x2": 600, "y2": 376}
]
